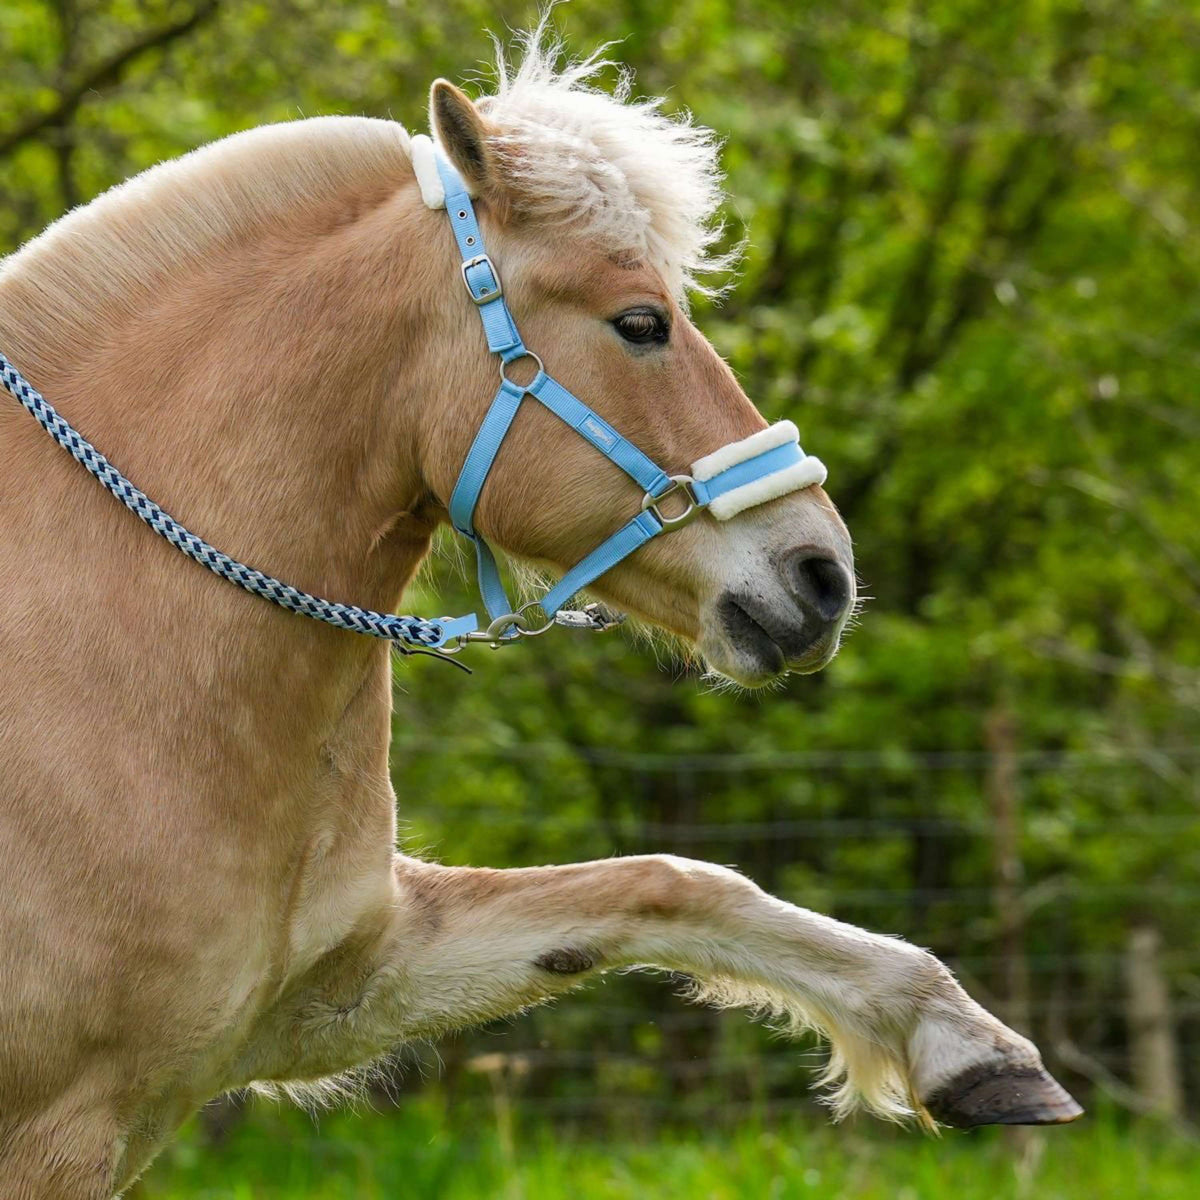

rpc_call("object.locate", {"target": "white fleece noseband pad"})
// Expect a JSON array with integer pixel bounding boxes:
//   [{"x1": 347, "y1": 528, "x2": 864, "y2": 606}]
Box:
[{"x1": 690, "y1": 421, "x2": 827, "y2": 521}]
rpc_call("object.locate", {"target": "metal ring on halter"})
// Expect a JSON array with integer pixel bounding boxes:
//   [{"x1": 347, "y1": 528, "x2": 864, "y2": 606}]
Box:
[
  {"x1": 499, "y1": 351, "x2": 544, "y2": 388},
  {"x1": 483, "y1": 603, "x2": 554, "y2": 643},
  {"x1": 512, "y1": 600, "x2": 555, "y2": 636},
  {"x1": 641, "y1": 475, "x2": 701, "y2": 530}
]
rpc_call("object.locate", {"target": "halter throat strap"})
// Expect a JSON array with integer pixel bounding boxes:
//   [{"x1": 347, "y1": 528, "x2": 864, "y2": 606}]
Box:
[{"x1": 424, "y1": 136, "x2": 827, "y2": 632}]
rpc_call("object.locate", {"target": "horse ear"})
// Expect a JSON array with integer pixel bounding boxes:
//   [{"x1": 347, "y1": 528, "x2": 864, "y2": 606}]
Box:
[{"x1": 429, "y1": 79, "x2": 497, "y2": 195}]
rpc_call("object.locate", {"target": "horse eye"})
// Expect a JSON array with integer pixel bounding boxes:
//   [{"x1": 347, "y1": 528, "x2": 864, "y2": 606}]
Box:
[{"x1": 613, "y1": 309, "x2": 669, "y2": 346}]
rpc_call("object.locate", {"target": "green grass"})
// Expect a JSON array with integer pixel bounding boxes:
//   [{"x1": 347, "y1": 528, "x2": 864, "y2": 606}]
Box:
[{"x1": 135, "y1": 1097, "x2": 1199, "y2": 1200}]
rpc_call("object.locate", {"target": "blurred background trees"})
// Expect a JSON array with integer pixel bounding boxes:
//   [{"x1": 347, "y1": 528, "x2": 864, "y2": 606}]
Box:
[{"x1": 3, "y1": 0, "x2": 1198, "y2": 1140}]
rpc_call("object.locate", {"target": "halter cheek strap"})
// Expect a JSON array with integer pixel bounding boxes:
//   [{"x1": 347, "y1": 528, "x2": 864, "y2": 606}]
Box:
[{"x1": 420, "y1": 135, "x2": 828, "y2": 636}]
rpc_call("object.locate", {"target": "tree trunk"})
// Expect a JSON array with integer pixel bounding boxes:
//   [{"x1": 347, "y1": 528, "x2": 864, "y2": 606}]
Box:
[
  {"x1": 986, "y1": 706, "x2": 1031, "y2": 1035},
  {"x1": 1124, "y1": 924, "x2": 1184, "y2": 1118}
]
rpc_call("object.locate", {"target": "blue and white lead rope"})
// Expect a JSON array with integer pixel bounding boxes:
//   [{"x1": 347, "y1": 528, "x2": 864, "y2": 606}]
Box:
[{"x1": 0, "y1": 351, "x2": 476, "y2": 652}]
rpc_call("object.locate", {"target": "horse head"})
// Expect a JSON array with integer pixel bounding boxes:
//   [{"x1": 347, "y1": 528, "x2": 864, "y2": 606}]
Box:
[{"x1": 412, "y1": 68, "x2": 855, "y2": 685}]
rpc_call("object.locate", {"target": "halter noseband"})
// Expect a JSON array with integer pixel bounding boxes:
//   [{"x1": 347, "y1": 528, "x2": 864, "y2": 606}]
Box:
[
  {"x1": 419, "y1": 137, "x2": 827, "y2": 644},
  {"x1": 0, "y1": 135, "x2": 827, "y2": 661}
]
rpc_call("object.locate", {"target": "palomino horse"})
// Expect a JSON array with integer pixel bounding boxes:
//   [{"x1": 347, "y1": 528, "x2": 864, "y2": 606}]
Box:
[{"x1": 0, "y1": 43, "x2": 1079, "y2": 1199}]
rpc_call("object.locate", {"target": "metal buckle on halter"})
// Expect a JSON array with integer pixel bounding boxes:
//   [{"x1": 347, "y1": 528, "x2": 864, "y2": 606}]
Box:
[
  {"x1": 641, "y1": 475, "x2": 701, "y2": 530},
  {"x1": 461, "y1": 254, "x2": 503, "y2": 305}
]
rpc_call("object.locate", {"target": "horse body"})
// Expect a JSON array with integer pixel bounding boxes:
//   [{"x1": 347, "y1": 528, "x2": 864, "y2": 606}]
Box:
[
  {"x1": 0, "y1": 47, "x2": 1078, "y2": 1200},
  {"x1": 0, "y1": 120, "x2": 439, "y2": 1188}
]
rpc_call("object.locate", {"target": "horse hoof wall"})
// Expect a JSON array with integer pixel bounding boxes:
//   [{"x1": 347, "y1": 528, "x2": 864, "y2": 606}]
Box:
[{"x1": 926, "y1": 1065, "x2": 1084, "y2": 1129}]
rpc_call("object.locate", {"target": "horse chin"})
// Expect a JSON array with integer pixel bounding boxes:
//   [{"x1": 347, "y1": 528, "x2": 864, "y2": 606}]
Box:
[{"x1": 697, "y1": 629, "x2": 841, "y2": 688}]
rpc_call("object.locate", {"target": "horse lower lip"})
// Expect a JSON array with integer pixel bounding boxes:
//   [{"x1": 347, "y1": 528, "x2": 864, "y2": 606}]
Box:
[
  {"x1": 789, "y1": 644, "x2": 835, "y2": 674},
  {"x1": 719, "y1": 598, "x2": 786, "y2": 675}
]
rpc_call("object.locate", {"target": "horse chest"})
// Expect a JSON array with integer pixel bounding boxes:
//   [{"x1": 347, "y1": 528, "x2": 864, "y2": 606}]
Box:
[{"x1": 281, "y1": 807, "x2": 396, "y2": 977}]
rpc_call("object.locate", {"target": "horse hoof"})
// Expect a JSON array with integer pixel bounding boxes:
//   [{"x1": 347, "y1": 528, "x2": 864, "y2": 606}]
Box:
[{"x1": 925, "y1": 1064, "x2": 1084, "y2": 1129}]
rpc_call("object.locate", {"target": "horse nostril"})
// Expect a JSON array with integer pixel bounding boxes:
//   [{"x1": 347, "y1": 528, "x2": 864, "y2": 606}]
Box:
[{"x1": 787, "y1": 554, "x2": 852, "y2": 624}]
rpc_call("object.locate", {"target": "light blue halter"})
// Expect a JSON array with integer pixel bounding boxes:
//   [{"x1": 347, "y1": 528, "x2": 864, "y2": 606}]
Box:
[
  {"x1": 0, "y1": 143, "x2": 826, "y2": 660},
  {"x1": 431, "y1": 146, "x2": 827, "y2": 644}
]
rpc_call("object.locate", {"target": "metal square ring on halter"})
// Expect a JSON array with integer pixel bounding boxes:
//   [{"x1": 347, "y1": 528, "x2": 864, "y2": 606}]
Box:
[
  {"x1": 641, "y1": 475, "x2": 700, "y2": 530},
  {"x1": 461, "y1": 255, "x2": 503, "y2": 305}
]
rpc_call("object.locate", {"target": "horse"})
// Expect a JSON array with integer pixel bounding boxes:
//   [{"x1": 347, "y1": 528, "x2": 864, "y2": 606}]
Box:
[{"x1": 0, "y1": 39, "x2": 1080, "y2": 1199}]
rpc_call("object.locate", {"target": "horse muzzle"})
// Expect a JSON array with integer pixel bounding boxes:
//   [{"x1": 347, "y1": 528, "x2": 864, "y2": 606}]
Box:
[{"x1": 703, "y1": 549, "x2": 855, "y2": 684}]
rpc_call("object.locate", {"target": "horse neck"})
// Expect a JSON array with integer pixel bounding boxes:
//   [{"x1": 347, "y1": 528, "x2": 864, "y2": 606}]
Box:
[{"x1": 0, "y1": 180, "x2": 450, "y2": 770}]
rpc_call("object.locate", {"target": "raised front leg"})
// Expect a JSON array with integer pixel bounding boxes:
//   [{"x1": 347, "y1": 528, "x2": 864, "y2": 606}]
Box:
[{"x1": 268, "y1": 854, "x2": 1082, "y2": 1128}]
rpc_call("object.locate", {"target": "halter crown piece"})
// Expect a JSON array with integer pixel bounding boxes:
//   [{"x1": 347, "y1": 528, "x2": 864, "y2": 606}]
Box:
[{"x1": 0, "y1": 134, "x2": 827, "y2": 661}]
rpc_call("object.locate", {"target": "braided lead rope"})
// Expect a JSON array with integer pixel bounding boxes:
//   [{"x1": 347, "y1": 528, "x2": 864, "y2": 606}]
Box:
[{"x1": 0, "y1": 352, "x2": 462, "y2": 651}]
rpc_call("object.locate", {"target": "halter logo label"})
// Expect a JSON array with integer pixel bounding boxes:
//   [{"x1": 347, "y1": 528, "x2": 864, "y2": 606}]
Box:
[{"x1": 582, "y1": 416, "x2": 617, "y2": 448}]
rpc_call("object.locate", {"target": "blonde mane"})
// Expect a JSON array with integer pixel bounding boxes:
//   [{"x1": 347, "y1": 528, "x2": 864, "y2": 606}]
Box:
[
  {"x1": 478, "y1": 30, "x2": 731, "y2": 295},
  {"x1": 0, "y1": 34, "x2": 727, "y2": 356}
]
